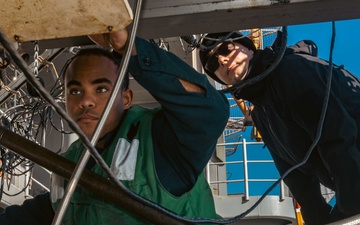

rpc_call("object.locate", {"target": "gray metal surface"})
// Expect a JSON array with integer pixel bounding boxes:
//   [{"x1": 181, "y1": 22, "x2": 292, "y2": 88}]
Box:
[
  {"x1": 328, "y1": 215, "x2": 360, "y2": 225},
  {"x1": 17, "y1": 0, "x2": 360, "y2": 51},
  {"x1": 214, "y1": 195, "x2": 296, "y2": 224}
]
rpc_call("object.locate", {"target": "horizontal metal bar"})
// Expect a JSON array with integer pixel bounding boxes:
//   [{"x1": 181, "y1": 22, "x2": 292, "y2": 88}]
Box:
[
  {"x1": 218, "y1": 141, "x2": 265, "y2": 146},
  {"x1": 209, "y1": 160, "x2": 274, "y2": 165},
  {"x1": 209, "y1": 179, "x2": 279, "y2": 184}
]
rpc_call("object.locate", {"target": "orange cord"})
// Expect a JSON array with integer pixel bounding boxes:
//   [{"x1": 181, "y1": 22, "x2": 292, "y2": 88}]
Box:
[{"x1": 294, "y1": 199, "x2": 304, "y2": 225}]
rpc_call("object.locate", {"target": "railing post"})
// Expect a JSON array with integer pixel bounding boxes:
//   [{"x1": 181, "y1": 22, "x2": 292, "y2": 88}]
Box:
[
  {"x1": 206, "y1": 163, "x2": 211, "y2": 183},
  {"x1": 242, "y1": 138, "x2": 249, "y2": 202},
  {"x1": 280, "y1": 180, "x2": 285, "y2": 202}
]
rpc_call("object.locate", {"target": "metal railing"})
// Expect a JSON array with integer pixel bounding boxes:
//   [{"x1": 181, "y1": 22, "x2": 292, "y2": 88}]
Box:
[{"x1": 206, "y1": 138, "x2": 285, "y2": 201}]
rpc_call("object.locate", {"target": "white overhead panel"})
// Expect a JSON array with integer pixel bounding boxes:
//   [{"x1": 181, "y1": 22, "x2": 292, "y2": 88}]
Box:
[
  {"x1": 136, "y1": 0, "x2": 360, "y2": 38},
  {"x1": 10, "y1": 0, "x2": 360, "y2": 49},
  {"x1": 0, "y1": 0, "x2": 133, "y2": 42}
]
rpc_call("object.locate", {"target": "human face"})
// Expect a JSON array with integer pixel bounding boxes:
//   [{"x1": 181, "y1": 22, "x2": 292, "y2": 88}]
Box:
[
  {"x1": 65, "y1": 55, "x2": 132, "y2": 140},
  {"x1": 208, "y1": 42, "x2": 253, "y2": 85}
]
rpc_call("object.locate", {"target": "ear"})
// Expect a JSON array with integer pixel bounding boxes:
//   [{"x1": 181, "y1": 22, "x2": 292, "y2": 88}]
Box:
[{"x1": 122, "y1": 88, "x2": 133, "y2": 109}]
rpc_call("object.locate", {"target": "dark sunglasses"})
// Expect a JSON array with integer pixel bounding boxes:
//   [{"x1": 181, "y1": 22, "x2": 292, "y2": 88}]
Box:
[{"x1": 204, "y1": 41, "x2": 236, "y2": 73}]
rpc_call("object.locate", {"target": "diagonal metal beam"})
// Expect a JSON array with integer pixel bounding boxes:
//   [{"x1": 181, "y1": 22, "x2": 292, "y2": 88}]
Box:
[{"x1": 0, "y1": 126, "x2": 193, "y2": 225}]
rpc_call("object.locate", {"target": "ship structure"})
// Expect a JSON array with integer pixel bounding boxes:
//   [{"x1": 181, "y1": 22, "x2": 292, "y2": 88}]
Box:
[{"x1": 0, "y1": 1, "x2": 359, "y2": 224}]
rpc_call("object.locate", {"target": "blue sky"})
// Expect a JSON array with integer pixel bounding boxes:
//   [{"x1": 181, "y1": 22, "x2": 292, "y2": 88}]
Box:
[{"x1": 287, "y1": 18, "x2": 360, "y2": 77}]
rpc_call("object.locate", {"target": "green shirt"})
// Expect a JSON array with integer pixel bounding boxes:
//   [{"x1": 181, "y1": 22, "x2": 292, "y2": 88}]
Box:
[{"x1": 52, "y1": 106, "x2": 218, "y2": 225}]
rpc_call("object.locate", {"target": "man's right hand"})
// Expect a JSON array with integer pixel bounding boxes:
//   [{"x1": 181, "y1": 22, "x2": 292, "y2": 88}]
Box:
[{"x1": 88, "y1": 29, "x2": 137, "y2": 56}]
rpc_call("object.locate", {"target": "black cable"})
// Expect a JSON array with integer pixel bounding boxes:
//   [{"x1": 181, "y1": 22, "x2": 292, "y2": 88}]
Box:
[
  {"x1": 182, "y1": 32, "x2": 236, "y2": 52},
  {"x1": 0, "y1": 150, "x2": 7, "y2": 201},
  {"x1": 47, "y1": 107, "x2": 73, "y2": 134},
  {"x1": 206, "y1": 22, "x2": 336, "y2": 224},
  {"x1": 1, "y1": 2, "x2": 197, "y2": 225},
  {"x1": 167, "y1": 23, "x2": 335, "y2": 224},
  {"x1": 180, "y1": 35, "x2": 201, "y2": 49},
  {"x1": 3, "y1": 169, "x2": 33, "y2": 197},
  {"x1": 0, "y1": 10, "x2": 336, "y2": 225},
  {"x1": 223, "y1": 26, "x2": 288, "y2": 95}
]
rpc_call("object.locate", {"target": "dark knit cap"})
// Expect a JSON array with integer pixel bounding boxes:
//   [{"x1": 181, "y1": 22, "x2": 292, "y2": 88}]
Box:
[{"x1": 199, "y1": 32, "x2": 256, "y2": 84}]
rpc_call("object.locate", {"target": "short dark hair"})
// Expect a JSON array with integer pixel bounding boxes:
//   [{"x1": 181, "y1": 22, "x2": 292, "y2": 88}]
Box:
[{"x1": 61, "y1": 47, "x2": 130, "y2": 89}]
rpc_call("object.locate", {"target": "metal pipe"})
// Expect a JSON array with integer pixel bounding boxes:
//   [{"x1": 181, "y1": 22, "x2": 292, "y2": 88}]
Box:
[
  {"x1": 31, "y1": 177, "x2": 50, "y2": 192},
  {"x1": 0, "y1": 3, "x2": 198, "y2": 224},
  {"x1": 242, "y1": 138, "x2": 249, "y2": 201},
  {"x1": 279, "y1": 180, "x2": 285, "y2": 202},
  {"x1": 209, "y1": 179, "x2": 279, "y2": 185},
  {"x1": 217, "y1": 141, "x2": 265, "y2": 146},
  {"x1": 52, "y1": 0, "x2": 144, "y2": 223},
  {"x1": 0, "y1": 126, "x2": 193, "y2": 225},
  {"x1": 206, "y1": 162, "x2": 210, "y2": 183},
  {"x1": 209, "y1": 160, "x2": 274, "y2": 165}
]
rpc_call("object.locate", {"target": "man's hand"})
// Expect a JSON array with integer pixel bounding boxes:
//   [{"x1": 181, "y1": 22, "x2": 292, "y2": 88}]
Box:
[{"x1": 88, "y1": 29, "x2": 136, "y2": 55}]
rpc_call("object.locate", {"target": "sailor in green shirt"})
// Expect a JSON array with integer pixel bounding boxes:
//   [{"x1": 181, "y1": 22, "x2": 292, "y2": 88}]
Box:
[{"x1": 0, "y1": 29, "x2": 229, "y2": 224}]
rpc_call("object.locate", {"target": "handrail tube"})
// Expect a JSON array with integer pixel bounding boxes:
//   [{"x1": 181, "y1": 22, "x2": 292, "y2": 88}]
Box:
[
  {"x1": 209, "y1": 179, "x2": 279, "y2": 184},
  {"x1": 242, "y1": 139, "x2": 249, "y2": 201},
  {"x1": 0, "y1": 127, "x2": 193, "y2": 225},
  {"x1": 280, "y1": 179, "x2": 285, "y2": 201},
  {"x1": 217, "y1": 141, "x2": 264, "y2": 146},
  {"x1": 209, "y1": 160, "x2": 274, "y2": 165},
  {"x1": 211, "y1": 139, "x2": 286, "y2": 200},
  {"x1": 31, "y1": 177, "x2": 50, "y2": 192},
  {"x1": 206, "y1": 163, "x2": 211, "y2": 183}
]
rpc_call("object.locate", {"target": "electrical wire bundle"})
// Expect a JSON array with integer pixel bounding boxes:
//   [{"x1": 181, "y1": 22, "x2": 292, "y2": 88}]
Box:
[{"x1": 0, "y1": 47, "x2": 74, "y2": 200}]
